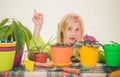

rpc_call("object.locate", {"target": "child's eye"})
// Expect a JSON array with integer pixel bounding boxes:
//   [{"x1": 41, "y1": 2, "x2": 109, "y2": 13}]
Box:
[
  {"x1": 76, "y1": 28, "x2": 80, "y2": 31},
  {"x1": 68, "y1": 27, "x2": 72, "y2": 31}
]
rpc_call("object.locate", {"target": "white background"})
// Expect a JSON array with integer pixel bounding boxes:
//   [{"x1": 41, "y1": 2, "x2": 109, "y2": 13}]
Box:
[{"x1": 0, "y1": 0, "x2": 120, "y2": 44}]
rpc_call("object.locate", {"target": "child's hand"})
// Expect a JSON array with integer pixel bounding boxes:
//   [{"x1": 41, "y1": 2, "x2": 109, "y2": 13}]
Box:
[
  {"x1": 32, "y1": 9, "x2": 44, "y2": 27},
  {"x1": 32, "y1": 9, "x2": 44, "y2": 36}
]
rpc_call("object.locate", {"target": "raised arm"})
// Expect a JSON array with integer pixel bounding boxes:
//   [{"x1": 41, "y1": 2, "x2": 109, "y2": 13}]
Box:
[{"x1": 32, "y1": 9, "x2": 44, "y2": 37}]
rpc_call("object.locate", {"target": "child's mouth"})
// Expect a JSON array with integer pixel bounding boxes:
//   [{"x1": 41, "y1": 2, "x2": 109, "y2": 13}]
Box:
[{"x1": 69, "y1": 37, "x2": 75, "y2": 41}]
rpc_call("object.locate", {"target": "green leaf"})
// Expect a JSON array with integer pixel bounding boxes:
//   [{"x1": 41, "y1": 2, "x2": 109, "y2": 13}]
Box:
[
  {"x1": 0, "y1": 18, "x2": 9, "y2": 27},
  {"x1": 0, "y1": 25, "x2": 12, "y2": 40},
  {"x1": 63, "y1": 20, "x2": 67, "y2": 42},
  {"x1": 0, "y1": 18, "x2": 32, "y2": 54},
  {"x1": 57, "y1": 23, "x2": 61, "y2": 43},
  {"x1": 45, "y1": 48, "x2": 52, "y2": 60},
  {"x1": 74, "y1": 41, "x2": 84, "y2": 48},
  {"x1": 17, "y1": 21, "x2": 32, "y2": 50},
  {"x1": 12, "y1": 20, "x2": 25, "y2": 54}
]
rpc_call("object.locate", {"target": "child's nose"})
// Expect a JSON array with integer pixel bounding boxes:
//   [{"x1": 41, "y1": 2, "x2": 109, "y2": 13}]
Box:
[{"x1": 70, "y1": 30, "x2": 75, "y2": 35}]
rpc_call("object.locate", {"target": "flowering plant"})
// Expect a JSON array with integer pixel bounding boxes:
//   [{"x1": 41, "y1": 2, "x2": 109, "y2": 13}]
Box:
[
  {"x1": 83, "y1": 34, "x2": 96, "y2": 42},
  {"x1": 74, "y1": 34, "x2": 100, "y2": 48}
]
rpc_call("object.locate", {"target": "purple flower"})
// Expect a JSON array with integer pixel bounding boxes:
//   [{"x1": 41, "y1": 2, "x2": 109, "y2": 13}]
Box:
[{"x1": 83, "y1": 34, "x2": 96, "y2": 41}]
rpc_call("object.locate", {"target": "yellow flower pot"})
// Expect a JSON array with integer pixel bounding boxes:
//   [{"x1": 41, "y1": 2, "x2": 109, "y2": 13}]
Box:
[{"x1": 80, "y1": 46, "x2": 99, "y2": 66}]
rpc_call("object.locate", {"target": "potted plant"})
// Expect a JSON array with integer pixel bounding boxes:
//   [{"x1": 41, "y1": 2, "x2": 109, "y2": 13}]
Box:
[
  {"x1": 50, "y1": 43, "x2": 73, "y2": 66},
  {"x1": 74, "y1": 34, "x2": 100, "y2": 66},
  {"x1": 31, "y1": 36, "x2": 55, "y2": 63},
  {"x1": 50, "y1": 23, "x2": 73, "y2": 66},
  {"x1": 0, "y1": 18, "x2": 32, "y2": 67}
]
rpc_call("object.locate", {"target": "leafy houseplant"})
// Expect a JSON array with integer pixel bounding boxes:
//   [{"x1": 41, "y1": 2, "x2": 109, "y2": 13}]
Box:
[
  {"x1": 0, "y1": 18, "x2": 32, "y2": 54},
  {"x1": 74, "y1": 34, "x2": 100, "y2": 48},
  {"x1": 32, "y1": 36, "x2": 55, "y2": 63},
  {"x1": 0, "y1": 18, "x2": 32, "y2": 67}
]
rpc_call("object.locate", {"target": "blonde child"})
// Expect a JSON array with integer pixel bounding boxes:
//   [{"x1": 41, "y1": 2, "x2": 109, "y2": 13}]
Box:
[{"x1": 28, "y1": 9, "x2": 84, "y2": 61}]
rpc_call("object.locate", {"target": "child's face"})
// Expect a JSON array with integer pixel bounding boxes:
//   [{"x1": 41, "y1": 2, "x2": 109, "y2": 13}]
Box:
[{"x1": 66, "y1": 21, "x2": 81, "y2": 44}]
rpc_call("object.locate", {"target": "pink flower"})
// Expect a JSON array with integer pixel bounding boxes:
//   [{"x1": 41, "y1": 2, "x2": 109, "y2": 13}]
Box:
[{"x1": 83, "y1": 34, "x2": 96, "y2": 41}]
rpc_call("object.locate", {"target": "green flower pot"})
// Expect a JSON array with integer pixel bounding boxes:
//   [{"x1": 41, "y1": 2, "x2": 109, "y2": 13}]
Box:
[{"x1": 103, "y1": 44, "x2": 120, "y2": 66}]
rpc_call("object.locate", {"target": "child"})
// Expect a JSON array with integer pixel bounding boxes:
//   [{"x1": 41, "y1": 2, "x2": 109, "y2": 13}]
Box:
[{"x1": 28, "y1": 9, "x2": 84, "y2": 61}]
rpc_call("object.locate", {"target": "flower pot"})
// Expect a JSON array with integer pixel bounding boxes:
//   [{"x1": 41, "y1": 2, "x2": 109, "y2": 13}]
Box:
[
  {"x1": 0, "y1": 43, "x2": 16, "y2": 72},
  {"x1": 50, "y1": 46, "x2": 73, "y2": 66},
  {"x1": 34, "y1": 53, "x2": 48, "y2": 63},
  {"x1": 13, "y1": 48, "x2": 24, "y2": 68},
  {"x1": 80, "y1": 46, "x2": 99, "y2": 66},
  {"x1": 103, "y1": 44, "x2": 120, "y2": 66}
]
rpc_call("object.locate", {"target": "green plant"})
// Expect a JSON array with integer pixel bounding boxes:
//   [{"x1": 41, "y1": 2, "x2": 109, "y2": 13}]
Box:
[
  {"x1": 57, "y1": 20, "x2": 67, "y2": 44},
  {"x1": 32, "y1": 36, "x2": 55, "y2": 53},
  {"x1": 0, "y1": 18, "x2": 32, "y2": 54},
  {"x1": 74, "y1": 34, "x2": 100, "y2": 48},
  {"x1": 30, "y1": 36, "x2": 55, "y2": 60}
]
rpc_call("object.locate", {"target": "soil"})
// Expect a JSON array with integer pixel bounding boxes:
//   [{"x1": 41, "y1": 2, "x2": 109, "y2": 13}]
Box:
[{"x1": 51, "y1": 43, "x2": 73, "y2": 47}]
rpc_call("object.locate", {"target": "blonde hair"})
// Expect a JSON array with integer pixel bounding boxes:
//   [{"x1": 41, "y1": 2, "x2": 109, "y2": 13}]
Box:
[{"x1": 57, "y1": 12, "x2": 84, "y2": 43}]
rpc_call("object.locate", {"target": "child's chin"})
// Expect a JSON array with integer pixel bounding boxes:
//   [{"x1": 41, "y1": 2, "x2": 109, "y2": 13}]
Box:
[{"x1": 69, "y1": 41, "x2": 75, "y2": 44}]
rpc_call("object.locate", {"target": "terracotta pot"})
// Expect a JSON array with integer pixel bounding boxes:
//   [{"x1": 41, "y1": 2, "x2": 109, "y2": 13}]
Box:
[
  {"x1": 34, "y1": 53, "x2": 48, "y2": 63},
  {"x1": 51, "y1": 46, "x2": 73, "y2": 66}
]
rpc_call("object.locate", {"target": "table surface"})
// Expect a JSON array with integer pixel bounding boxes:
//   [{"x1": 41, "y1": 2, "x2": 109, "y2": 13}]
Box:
[{"x1": 0, "y1": 63, "x2": 120, "y2": 77}]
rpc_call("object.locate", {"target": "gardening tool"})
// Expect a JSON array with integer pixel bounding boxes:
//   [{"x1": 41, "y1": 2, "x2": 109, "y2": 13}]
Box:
[
  {"x1": 23, "y1": 54, "x2": 52, "y2": 72},
  {"x1": 51, "y1": 66, "x2": 81, "y2": 74},
  {"x1": 23, "y1": 54, "x2": 34, "y2": 72},
  {"x1": 23, "y1": 54, "x2": 80, "y2": 74},
  {"x1": 62, "y1": 67, "x2": 81, "y2": 74}
]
